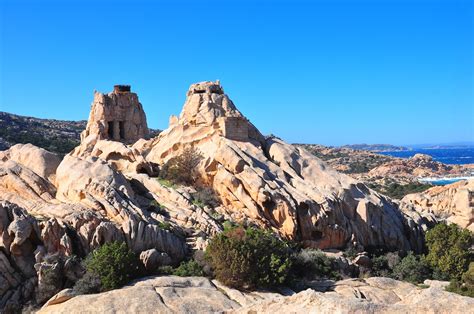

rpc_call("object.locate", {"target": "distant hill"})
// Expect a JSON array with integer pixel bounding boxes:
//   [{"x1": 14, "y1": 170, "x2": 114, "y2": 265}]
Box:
[
  {"x1": 340, "y1": 143, "x2": 409, "y2": 152},
  {"x1": 0, "y1": 112, "x2": 160, "y2": 154}
]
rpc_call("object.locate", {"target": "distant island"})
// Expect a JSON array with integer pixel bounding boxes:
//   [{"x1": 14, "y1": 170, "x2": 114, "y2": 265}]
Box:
[{"x1": 340, "y1": 143, "x2": 410, "y2": 152}]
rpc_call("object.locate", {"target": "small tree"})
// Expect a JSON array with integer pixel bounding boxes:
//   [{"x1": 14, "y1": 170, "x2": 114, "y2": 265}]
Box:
[
  {"x1": 81, "y1": 242, "x2": 140, "y2": 291},
  {"x1": 206, "y1": 226, "x2": 291, "y2": 290},
  {"x1": 425, "y1": 224, "x2": 473, "y2": 280},
  {"x1": 160, "y1": 147, "x2": 202, "y2": 186}
]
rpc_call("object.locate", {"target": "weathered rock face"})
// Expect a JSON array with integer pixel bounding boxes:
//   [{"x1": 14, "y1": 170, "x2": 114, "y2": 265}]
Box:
[
  {"x1": 401, "y1": 179, "x2": 474, "y2": 231},
  {"x1": 0, "y1": 146, "x2": 188, "y2": 310},
  {"x1": 0, "y1": 202, "x2": 41, "y2": 311},
  {"x1": 71, "y1": 140, "x2": 154, "y2": 175},
  {"x1": 38, "y1": 276, "x2": 474, "y2": 314},
  {"x1": 0, "y1": 143, "x2": 61, "y2": 182},
  {"x1": 140, "y1": 81, "x2": 426, "y2": 252},
  {"x1": 81, "y1": 85, "x2": 149, "y2": 145}
]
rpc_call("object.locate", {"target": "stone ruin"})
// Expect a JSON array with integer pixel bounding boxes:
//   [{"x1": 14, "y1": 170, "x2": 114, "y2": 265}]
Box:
[{"x1": 81, "y1": 85, "x2": 149, "y2": 144}]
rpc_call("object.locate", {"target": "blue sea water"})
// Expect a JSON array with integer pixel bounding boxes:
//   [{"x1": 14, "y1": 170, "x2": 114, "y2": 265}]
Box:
[
  {"x1": 378, "y1": 148, "x2": 474, "y2": 165},
  {"x1": 378, "y1": 148, "x2": 474, "y2": 185}
]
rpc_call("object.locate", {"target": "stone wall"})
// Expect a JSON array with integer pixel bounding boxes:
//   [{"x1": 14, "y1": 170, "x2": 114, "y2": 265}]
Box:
[{"x1": 219, "y1": 117, "x2": 249, "y2": 141}]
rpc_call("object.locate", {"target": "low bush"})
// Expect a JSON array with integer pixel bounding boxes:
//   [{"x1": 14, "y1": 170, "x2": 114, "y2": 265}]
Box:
[
  {"x1": 192, "y1": 187, "x2": 220, "y2": 208},
  {"x1": 371, "y1": 252, "x2": 401, "y2": 277},
  {"x1": 205, "y1": 226, "x2": 292, "y2": 290},
  {"x1": 290, "y1": 249, "x2": 340, "y2": 281},
  {"x1": 172, "y1": 260, "x2": 205, "y2": 277},
  {"x1": 425, "y1": 224, "x2": 473, "y2": 280},
  {"x1": 160, "y1": 147, "x2": 202, "y2": 186},
  {"x1": 73, "y1": 272, "x2": 102, "y2": 295},
  {"x1": 343, "y1": 247, "x2": 358, "y2": 260},
  {"x1": 78, "y1": 242, "x2": 140, "y2": 292},
  {"x1": 446, "y1": 262, "x2": 474, "y2": 297},
  {"x1": 392, "y1": 252, "x2": 431, "y2": 284}
]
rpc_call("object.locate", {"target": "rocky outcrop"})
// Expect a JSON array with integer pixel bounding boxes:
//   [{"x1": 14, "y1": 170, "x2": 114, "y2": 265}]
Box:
[
  {"x1": 38, "y1": 276, "x2": 474, "y2": 314},
  {"x1": 368, "y1": 153, "x2": 464, "y2": 180},
  {"x1": 0, "y1": 144, "x2": 61, "y2": 182},
  {"x1": 139, "y1": 81, "x2": 426, "y2": 252},
  {"x1": 0, "y1": 81, "x2": 460, "y2": 311},
  {"x1": 237, "y1": 277, "x2": 474, "y2": 313},
  {"x1": 81, "y1": 85, "x2": 149, "y2": 146},
  {"x1": 0, "y1": 202, "x2": 40, "y2": 311},
  {"x1": 401, "y1": 179, "x2": 474, "y2": 231},
  {"x1": 70, "y1": 140, "x2": 154, "y2": 175}
]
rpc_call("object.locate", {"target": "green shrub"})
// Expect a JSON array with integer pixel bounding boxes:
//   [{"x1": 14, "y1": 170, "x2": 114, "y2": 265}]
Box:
[
  {"x1": 290, "y1": 249, "x2": 340, "y2": 280},
  {"x1": 425, "y1": 224, "x2": 473, "y2": 280},
  {"x1": 82, "y1": 242, "x2": 140, "y2": 291},
  {"x1": 192, "y1": 187, "x2": 220, "y2": 208},
  {"x1": 73, "y1": 272, "x2": 102, "y2": 295},
  {"x1": 343, "y1": 247, "x2": 358, "y2": 260},
  {"x1": 392, "y1": 252, "x2": 431, "y2": 284},
  {"x1": 371, "y1": 255, "x2": 391, "y2": 277},
  {"x1": 160, "y1": 147, "x2": 202, "y2": 186},
  {"x1": 371, "y1": 252, "x2": 401, "y2": 277},
  {"x1": 206, "y1": 226, "x2": 291, "y2": 290},
  {"x1": 157, "y1": 178, "x2": 176, "y2": 189},
  {"x1": 173, "y1": 260, "x2": 205, "y2": 277},
  {"x1": 158, "y1": 221, "x2": 172, "y2": 231},
  {"x1": 446, "y1": 262, "x2": 474, "y2": 297},
  {"x1": 382, "y1": 182, "x2": 432, "y2": 199}
]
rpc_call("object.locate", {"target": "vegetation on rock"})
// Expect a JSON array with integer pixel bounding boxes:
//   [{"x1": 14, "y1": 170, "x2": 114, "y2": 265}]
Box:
[
  {"x1": 172, "y1": 260, "x2": 205, "y2": 277},
  {"x1": 76, "y1": 242, "x2": 140, "y2": 292},
  {"x1": 425, "y1": 223, "x2": 473, "y2": 281},
  {"x1": 290, "y1": 249, "x2": 340, "y2": 281},
  {"x1": 367, "y1": 182, "x2": 432, "y2": 199},
  {"x1": 159, "y1": 147, "x2": 202, "y2": 185},
  {"x1": 205, "y1": 225, "x2": 292, "y2": 289},
  {"x1": 391, "y1": 252, "x2": 431, "y2": 284}
]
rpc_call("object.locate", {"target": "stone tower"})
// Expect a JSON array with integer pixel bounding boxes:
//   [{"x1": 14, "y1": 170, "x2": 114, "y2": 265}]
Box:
[{"x1": 81, "y1": 85, "x2": 149, "y2": 144}]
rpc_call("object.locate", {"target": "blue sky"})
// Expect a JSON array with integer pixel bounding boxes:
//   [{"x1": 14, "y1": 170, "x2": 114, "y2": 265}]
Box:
[{"x1": 1, "y1": 0, "x2": 472, "y2": 146}]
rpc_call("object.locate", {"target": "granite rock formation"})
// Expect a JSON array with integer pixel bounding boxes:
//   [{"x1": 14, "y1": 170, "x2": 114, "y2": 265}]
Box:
[
  {"x1": 401, "y1": 179, "x2": 474, "y2": 231},
  {"x1": 1, "y1": 81, "x2": 464, "y2": 312},
  {"x1": 38, "y1": 276, "x2": 474, "y2": 314},
  {"x1": 139, "y1": 81, "x2": 427, "y2": 252}
]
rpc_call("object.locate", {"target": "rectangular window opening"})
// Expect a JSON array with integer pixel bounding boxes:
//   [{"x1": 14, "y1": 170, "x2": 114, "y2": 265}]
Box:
[{"x1": 107, "y1": 121, "x2": 114, "y2": 139}]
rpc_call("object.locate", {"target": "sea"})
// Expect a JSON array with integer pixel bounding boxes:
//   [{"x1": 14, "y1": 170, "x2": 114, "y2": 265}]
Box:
[
  {"x1": 378, "y1": 148, "x2": 474, "y2": 165},
  {"x1": 378, "y1": 148, "x2": 474, "y2": 185}
]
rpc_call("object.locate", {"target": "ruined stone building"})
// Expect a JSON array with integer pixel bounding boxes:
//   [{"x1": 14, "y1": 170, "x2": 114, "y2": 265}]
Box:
[{"x1": 81, "y1": 85, "x2": 149, "y2": 144}]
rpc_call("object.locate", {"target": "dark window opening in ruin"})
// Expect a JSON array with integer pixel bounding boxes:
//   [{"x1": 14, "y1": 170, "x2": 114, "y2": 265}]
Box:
[
  {"x1": 193, "y1": 89, "x2": 206, "y2": 94},
  {"x1": 119, "y1": 121, "x2": 125, "y2": 140},
  {"x1": 107, "y1": 121, "x2": 114, "y2": 139}
]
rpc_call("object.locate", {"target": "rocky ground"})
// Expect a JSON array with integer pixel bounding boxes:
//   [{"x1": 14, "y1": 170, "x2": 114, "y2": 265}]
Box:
[
  {"x1": 0, "y1": 81, "x2": 472, "y2": 312},
  {"x1": 37, "y1": 276, "x2": 473, "y2": 313}
]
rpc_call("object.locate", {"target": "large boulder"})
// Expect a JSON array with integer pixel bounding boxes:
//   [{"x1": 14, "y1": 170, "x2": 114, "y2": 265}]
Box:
[{"x1": 0, "y1": 143, "x2": 61, "y2": 182}]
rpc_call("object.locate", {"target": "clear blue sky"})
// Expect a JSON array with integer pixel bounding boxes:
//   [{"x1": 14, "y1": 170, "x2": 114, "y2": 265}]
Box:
[{"x1": 1, "y1": 0, "x2": 472, "y2": 146}]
